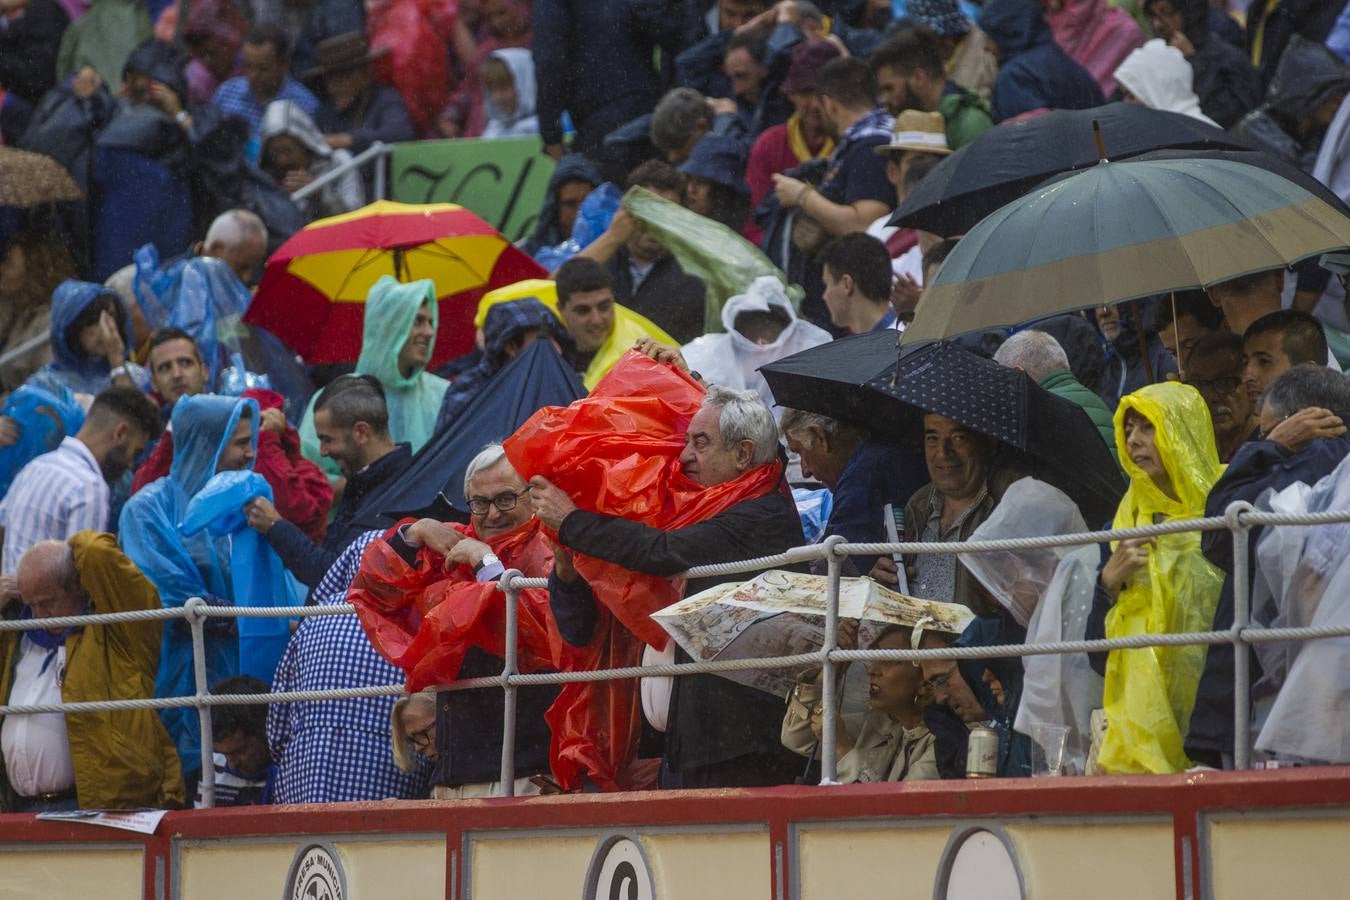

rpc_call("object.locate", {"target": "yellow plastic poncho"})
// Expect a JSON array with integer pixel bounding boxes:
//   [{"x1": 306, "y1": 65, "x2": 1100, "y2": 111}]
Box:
[
  {"x1": 473, "y1": 278, "x2": 676, "y2": 390},
  {"x1": 1098, "y1": 382, "x2": 1226, "y2": 775}
]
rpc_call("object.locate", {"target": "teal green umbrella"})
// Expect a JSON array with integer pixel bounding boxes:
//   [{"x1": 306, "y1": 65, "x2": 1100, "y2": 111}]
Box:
[{"x1": 903, "y1": 157, "x2": 1350, "y2": 344}]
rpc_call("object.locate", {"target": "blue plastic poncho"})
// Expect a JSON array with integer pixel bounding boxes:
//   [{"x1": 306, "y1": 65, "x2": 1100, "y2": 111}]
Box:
[
  {"x1": 130, "y1": 245, "x2": 314, "y2": 419},
  {"x1": 0, "y1": 383, "x2": 85, "y2": 498},
  {"x1": 119, "y1": 394, "x2": 258, "y2": 772},
  {"x1": 181, "y1": 469, "x2": 303, "y2": 685},
  {"x1": 299, "y1": 276, "x2": 450, "y2": 479},
  {"x1": 31, "y1": 280, "x2": 148, "y2": 396}
]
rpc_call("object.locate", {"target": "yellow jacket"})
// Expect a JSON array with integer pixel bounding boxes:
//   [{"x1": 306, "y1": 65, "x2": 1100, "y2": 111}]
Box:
[
  {"x1": 0, "y1": 532, "x2": 186, "y2": 810},
  {"x1": 475, "y1": 278, "x2": 676, "y2": 389}
]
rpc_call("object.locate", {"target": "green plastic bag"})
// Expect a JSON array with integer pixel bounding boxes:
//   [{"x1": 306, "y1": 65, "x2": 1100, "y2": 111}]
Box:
[{"x1": 622, "y1": 186, "x2": 803, "y2": 334}]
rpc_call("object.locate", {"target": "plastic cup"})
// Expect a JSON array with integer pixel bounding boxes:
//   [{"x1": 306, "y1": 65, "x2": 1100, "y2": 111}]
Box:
[{"x1": 1029, "y1": 723, "x2": 1069, "y2": 777}]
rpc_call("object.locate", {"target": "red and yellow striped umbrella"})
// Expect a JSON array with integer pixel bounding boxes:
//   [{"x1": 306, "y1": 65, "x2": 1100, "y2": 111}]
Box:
[{"x1": 244, "y1": 200, "x2": 546, "y2": 365}]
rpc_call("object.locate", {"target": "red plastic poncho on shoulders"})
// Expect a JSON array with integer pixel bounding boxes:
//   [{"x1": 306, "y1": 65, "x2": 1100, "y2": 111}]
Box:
[
  {"x1": 367, "y1": 0, "x2": 455, "y2": 137},
  {"x1": 349, "y1": 516, "x2": 576, "y2": 691},
  {"x1": 503, "y1": 351, "x2": 785, "y2": 789}
]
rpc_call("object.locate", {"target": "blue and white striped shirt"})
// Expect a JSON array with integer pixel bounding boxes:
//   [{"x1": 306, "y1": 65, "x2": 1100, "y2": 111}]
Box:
[
  {"x1": 267, "y1": 530, "x2": 430, "y2": 803},
  {"x1": 0, "y1": 437, "x2": 108, "y2": 574}
]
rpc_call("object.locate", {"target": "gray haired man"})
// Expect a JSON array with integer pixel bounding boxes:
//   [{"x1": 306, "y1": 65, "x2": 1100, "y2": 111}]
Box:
[{"x1": 531, "y1": 384, "x2": 807, "y2": 790}]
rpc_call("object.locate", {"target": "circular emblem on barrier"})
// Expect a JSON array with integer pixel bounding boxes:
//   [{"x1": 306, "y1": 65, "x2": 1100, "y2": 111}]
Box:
[
  {"x1": 285, "y1": 843, "x2": 347, "y2": 900},
  {"x1": 582, "y1": 834, "x2": 655, "y2": 900}
]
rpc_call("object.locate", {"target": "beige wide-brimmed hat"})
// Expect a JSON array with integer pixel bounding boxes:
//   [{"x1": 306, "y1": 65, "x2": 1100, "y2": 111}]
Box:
[{"x1": 874, "y1": 109, "x2": 952, "y2": 156}]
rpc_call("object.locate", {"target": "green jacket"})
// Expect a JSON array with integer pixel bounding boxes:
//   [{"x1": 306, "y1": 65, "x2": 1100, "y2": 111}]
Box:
[
  {"x1": 1039, "y1": 368, "x2": 1119, "y2": 465},
  {"x1": 939, "y1": 87, "x2": 994, "y2": 151}
]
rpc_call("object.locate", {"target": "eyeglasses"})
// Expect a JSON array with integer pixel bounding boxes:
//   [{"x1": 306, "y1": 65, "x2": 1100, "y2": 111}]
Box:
[
  {"x1": 467, "y1": 488, "x2": 531, "y2": 516},
  {"x1": 408, "y1": 723, "x2": 435, "y2": 752},
  {"x1": 1186, "y1": 375, "x2": 1242, "y2": 397},
  {"x1": 923, "y1": 667, "x2": 956, "y2": 692}
]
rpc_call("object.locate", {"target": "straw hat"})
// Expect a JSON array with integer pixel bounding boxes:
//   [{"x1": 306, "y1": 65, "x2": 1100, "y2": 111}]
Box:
[{"x1": 874, "y1": 110, "x2": 952, "y2": 156}]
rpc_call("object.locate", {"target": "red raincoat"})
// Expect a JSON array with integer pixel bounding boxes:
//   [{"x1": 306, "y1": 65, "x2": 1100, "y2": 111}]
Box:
[{"x1": 503, "y1": 352, "x2": 786, "y2": 790}]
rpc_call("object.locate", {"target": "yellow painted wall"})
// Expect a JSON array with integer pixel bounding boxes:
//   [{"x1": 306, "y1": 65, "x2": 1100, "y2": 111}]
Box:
[
  {"x1": 797, "y1": 825, "x2": 953, "y2": 900},
  {"x1": 470, "y1": 835, "x2": 596, "y2": 899},
  {"x1": 1208, "y1": 814, "x2": 1350, "y2": 899},
  {"x1": 0, "y1": 846, "x2": 143, "y2": 898},
  {"x1": 1006, "y1": 822, "x2": 1174, "y2": 898},
  {"x1": 177, "y1": 838, "x2": 444, "y2": 898},
  {"x1": 643, "y1": 831, "x2": 770, "y2": 898}
]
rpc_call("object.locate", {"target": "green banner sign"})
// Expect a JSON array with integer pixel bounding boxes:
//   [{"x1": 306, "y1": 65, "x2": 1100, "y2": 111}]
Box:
[{"x1": 390, "y1": 138, "x2": 557, "y2": 244}]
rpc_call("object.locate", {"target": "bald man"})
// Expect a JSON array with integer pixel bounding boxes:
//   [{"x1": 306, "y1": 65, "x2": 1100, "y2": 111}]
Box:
[{"x1": 0, "y1": 535, "x2": 184, "y2": 811}]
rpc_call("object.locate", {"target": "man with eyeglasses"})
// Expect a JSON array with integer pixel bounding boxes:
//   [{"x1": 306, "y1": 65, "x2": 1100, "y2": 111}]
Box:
[
  {"x1": 349, "y1": 443, "x2": 560, "y2": 798},
  {"x1": 247, "y1": 374, "x2": 413, "y2": 589},
  {"x1": 1184, "y1": 333, "x2": 1257, "y2": 463}
]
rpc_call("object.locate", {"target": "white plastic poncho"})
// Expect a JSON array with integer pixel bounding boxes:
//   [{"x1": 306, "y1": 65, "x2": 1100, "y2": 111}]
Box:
[
  {"x1": 956, "y1": 478, "x2": 1103, "y2": 774},
  {"x1": 1252, "y1": 450, "x2": 1350, "y2": 763},
  {"x1": 681, "y1": 276, "x2": 831, "y2": 416}
]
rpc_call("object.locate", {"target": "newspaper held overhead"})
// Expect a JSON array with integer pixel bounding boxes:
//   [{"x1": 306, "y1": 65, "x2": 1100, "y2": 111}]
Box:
[{"x1": 652, "y1": 571, "x2": 974, "y2": 697}]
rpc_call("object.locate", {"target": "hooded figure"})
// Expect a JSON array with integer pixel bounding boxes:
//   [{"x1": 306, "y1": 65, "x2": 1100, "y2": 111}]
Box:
[
  {"x1": 1234, "y1": 37, "x2": 1350, "y2": 173},
  {"x1": 434, "y1": 298, "x2": 571, "y2": 431},
  {"x1": 1095, "y1": 304, "x2": 1179, "y2": 411},
  {"x1": 301, "y1": 276, "x2": 449, "y2": 478},
  {"x1": 259, "y1": 99, "x2": 365, "y2": 222},
  {"x1": 31, "y1": 280, "x2": 148, "y2": 397},
  {"x1": 1148, "y1": 0, "x2": 1261, "y2": 129},
  {"x1": 681, "y1": 276, "x2": 830, "y2": 414},
  {"x1": 119, "y1": 394, "x2": 259, "y2": 775},
  {"x1": 960, "y1": 478, "x2": 1104, "y2": 774},
  {"x1": 1093, "y1": 382, "x2": 1225, "y2": 774},
  {"x1": 480, "y1": 47, "x2": 539, "y2": 139},
  {"x1": 1113, "y1": 39, "x2": 1219, "y2": 126},
  {"x1": 979, "y1": 0, "x2": 1106, "y2": 122},
  {"x1": 518, "y1": 154, "x2": 602, "y2": 259},
  {"x1": 1045, "y1": 0, "x2": 1143, "y2": 97}
]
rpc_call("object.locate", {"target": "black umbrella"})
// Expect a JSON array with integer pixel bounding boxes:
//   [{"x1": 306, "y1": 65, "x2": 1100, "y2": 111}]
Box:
[
  {"x1": 867, "y1": 342, "x2": 1125, "y2": 526},
  {"x1": 888, "y1": 103, "x2": 1251, "y2": 236},
  {"x1": 759, "y1": 330, "x2": 911, "y2": 437}
]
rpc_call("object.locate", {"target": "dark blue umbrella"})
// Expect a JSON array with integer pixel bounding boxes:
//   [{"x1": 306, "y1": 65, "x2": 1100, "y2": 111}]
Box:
[
  {"x1": 889, "y1": 103, "x2": 1251, "y2": 236},
  {"x1": 354, "y1": 339, "x2": 585, "y2": 528}
]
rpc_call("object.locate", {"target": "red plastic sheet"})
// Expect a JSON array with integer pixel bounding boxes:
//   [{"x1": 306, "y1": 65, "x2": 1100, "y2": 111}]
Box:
[
  {"x1": 349, "y1": 518, "x2": 575, "y2": 691},
  {"x1": 503, "y1": 352, "x2": 786, "y2": 789},
  {"x1": 368, "y1": 0, "x2": 455, "y2": 137},
  {"x1": 505, "y1": 351, "x2": 784, "y2": 649}
]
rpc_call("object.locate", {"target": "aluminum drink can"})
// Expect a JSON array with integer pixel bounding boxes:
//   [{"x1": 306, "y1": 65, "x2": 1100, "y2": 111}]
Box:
[{"x1": 966, "y1": 726, "x2": 999, "y2": 778}]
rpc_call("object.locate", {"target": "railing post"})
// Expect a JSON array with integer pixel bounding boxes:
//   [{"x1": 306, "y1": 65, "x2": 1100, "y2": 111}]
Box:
[
  {"x1": 373, "y1": 142, "x2": 388, "y2": 200},
  {"x1": 1225, "y1": 501, "x2": 1255, "y2": 770},
  {"x1": 185, "y1": 598, "x2": 215, "y2": 808},
  {"x1": 498, "y1": 570, "x2": 522, "y2": 796},
  {"x1": 819, "y1": 536, "x2": 846, "y2": 785}
]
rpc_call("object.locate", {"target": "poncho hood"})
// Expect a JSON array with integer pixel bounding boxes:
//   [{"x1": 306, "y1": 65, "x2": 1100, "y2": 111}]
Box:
[{"x1": 169, "y1": 394, "x2": 259, "y2": 497}]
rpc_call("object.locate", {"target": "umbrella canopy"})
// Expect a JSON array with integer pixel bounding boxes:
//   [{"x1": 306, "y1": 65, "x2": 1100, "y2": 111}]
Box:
[
  {"x1": 244, "y1": 200, "x2": 546, "y2": 366},
  {"x1": 904, "y1": 157, "x2": 1350, "y2": 345},
  {"x1": 0, "y1": 146, "x2": 82, "y2": 208},
  {"x1": 888, "y1": 103, "x2": 1249, "y2": 236},
  {"x1": 653, "y1": 570, "x2": 973, "y2": 697},
  {"x1": 867, "y1": 341, "x2": 1125, "y2": 526},
  {"x1": 758, "y1": 330, "x2": 908, "y2": 435}
]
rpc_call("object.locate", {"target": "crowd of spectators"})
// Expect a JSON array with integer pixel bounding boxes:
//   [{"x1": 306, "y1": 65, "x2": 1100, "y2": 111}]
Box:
[{"x1": 0, "y1": 0, "x2": 1349, "y2": 811}]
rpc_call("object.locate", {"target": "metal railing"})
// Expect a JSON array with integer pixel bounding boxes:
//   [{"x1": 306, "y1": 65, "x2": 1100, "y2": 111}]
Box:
[
  {"x1": 290, "y1": 141, "x2": 393, "y2": 204},
  {"x1": 3, "y1": 500, "x2": 1349, "y2": 808}
]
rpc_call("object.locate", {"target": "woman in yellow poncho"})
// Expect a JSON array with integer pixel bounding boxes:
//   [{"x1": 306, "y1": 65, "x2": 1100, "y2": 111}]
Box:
[{"x1": 1090, "y1": 381, "x2": 1225, "y2": 774}]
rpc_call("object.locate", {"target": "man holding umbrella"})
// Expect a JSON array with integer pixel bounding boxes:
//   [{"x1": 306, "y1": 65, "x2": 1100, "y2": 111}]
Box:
[{"x1": 869, "y1": 413, "x2": 1019, "y2": 616}]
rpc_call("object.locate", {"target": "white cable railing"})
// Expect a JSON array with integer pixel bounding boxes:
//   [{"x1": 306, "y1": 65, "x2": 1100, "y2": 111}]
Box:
[{"x1": 2, "y1": 500, "x2": 1347, "y2": 808}]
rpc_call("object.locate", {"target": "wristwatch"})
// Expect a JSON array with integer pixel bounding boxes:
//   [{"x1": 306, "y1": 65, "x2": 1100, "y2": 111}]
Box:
[{"x1": 474, "y1": 552, "x2": 501, "y2": 574}]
